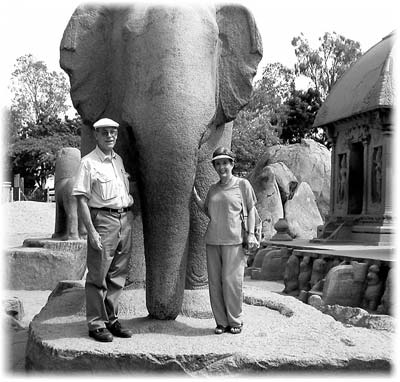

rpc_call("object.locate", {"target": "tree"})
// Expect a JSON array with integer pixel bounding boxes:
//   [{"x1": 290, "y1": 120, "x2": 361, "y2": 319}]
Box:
[
  {"x1": 10, "y1": 54, "x2": 70, "y2": 135},
  {"x1": 8, "y1": 115, "x2": 82, "y2": 189},
  {"x1": 280, "y1": 88, "x2": 326, "y2": 146},
  {"x1": 291, "y1": 32, "x2": 362, "y2": 100},
  {"x1": 232, "y1": 63, "x2": 295, "y2": 173}
]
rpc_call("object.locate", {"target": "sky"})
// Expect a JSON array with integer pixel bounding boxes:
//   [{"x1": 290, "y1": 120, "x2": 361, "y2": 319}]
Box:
[{"x1": 0, "y1": 0, "x2": 398, "y2": 101}]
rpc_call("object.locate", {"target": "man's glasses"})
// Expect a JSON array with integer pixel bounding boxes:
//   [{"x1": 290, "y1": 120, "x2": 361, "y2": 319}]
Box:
[{"x1": 99, "y1": 129, "x2": 118, "y2": 137}]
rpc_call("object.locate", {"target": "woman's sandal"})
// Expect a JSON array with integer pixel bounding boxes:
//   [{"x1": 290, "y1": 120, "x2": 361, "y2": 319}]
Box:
[
  {"x1": 229, "y1": 324, "x2": 243, "y2": 334},
  {"x1": 214, "y1": 325, "x2": 228, "y2": 334}
]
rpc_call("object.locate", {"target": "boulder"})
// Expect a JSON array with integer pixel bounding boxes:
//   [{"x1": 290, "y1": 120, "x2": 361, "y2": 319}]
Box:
[
  {"x1": 268, "y1": 162, "x2": 298, "y2": 203},
  {"x1": 264, "y1": 139, "x2": 331, "y2": 220},
  {"x1": 247, "y1": 165, "x2": 284, "y2": 240},
  {"x1": 284, "y1": 182, "x2": 323, "y2": 239}
]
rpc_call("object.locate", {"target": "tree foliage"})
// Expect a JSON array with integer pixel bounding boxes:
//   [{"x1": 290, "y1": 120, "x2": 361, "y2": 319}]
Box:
[
  {"x1": 7, "y1": 115, "x2": 82, "y2": 189},
  {"x1": 7, "y1": 54, "x2": 81, "y2": 193},
  {"x1": 280, "y1": 88, "x2": 326, "y2": 145},
  {"x1": 291, "y1": 32, "x2": 362, "y2": 100},
  {"x1": 232, "y1": 63, "x2": 295, "y2": 174},
  {"x1": 10, "y1": 54, "x2": 70, "y2": 130}
]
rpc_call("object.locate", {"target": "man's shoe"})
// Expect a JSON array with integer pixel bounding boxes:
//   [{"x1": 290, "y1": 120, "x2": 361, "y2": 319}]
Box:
[
  {"x1": 106, "y1": 321, "x2": 133, "y2": 338},
  {"x1": 88, "y1": 328, "x2": 113, "y2": 342}
]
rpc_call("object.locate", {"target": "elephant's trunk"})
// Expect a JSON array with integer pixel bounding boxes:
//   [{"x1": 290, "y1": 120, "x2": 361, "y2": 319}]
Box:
[{"x1": 119, "y1": 6, "x2": 219, "y2": 319}]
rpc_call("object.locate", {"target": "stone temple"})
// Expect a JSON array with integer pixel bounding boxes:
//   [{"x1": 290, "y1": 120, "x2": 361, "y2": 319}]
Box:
[{"x1": 313, "y1": 31, "x2": 395, "y2": 246}]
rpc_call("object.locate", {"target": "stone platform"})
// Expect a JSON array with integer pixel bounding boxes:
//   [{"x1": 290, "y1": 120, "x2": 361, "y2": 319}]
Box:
[
  {"x1": 25, "y1": 281, "x2": 393, "y2": 375},
  {"x1": 6, "y1": 238, "x2": 87, "y2": 290}
]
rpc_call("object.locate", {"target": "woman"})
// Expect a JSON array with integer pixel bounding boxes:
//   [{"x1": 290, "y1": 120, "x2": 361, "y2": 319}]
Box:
[{"x1": 193, "y1": 146, "x2": 259, "y2": 334}]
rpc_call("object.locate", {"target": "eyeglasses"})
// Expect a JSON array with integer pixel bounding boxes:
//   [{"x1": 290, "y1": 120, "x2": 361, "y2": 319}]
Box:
[{"x1": 98, "y1": 129, "x2": 118, "y2": 137}]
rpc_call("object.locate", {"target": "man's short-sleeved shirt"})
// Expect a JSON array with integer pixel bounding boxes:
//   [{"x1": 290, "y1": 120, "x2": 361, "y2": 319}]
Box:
[
  {"x1": 204, "y1": 176, "x2": 257, "y2": 245},
  {"x1": 72, "y1": 146, "x2": 133, "y2": 209}
]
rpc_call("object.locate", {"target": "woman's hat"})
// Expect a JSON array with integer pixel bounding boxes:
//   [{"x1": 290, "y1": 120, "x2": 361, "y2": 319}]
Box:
[{"x1": 211, "y1": 147, "x2": 235, "y2": 162}]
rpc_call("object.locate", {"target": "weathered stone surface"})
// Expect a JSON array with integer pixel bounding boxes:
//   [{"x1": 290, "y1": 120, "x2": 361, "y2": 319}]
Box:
[
  {"x1": 52, "y1": 147, "x2": 86, "y2": 241},
  {"x1": 247, "y1": 165, "x2": 284, "y2": 240},
  {"x1": 6, "y1": 240, "x2": 87, "y2": 290},
  {"x1": 268, "y1": 162, "x2": 298, "y2": 203},
  {"x1": 323, "y1": 263, "x2": 368, "y2": 307},
  {"x1": 316, "y1": 304, "x2": 395, "y2": 332},
  {"x1": 284, "y1": 182, "x2": 324, "y2": 239},
  {"x1": 252, "y1": 248, "x2": 290, "y2": 281},
  {"x1": 264, "y1": 139, "x2": 331, "y2": 219},
  {"x1": 3, "y1": 297, "x2": 24, "y2": 321},
  {"x1": 25, "y1": 282, "x2": 393, "y2": 373}
]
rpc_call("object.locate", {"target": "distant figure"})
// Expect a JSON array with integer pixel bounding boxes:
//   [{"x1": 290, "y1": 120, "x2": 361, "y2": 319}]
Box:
[{"x1": 73, "y1": 118, "x2": 134, "y2": 343}]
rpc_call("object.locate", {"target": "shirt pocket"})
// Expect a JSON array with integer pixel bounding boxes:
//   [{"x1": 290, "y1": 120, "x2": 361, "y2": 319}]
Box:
[{"x1": 93, "y1": 173, "x2": 118, "y2": 201}]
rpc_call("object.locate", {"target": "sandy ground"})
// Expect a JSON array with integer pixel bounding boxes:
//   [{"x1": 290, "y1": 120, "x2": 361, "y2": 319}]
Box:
[{"x1": 2, "y1": 201, "x2": 56, "y2": 373}]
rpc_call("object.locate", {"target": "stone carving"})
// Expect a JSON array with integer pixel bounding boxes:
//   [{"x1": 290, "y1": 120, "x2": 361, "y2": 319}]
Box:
[
  {"x1": 362, "y1": 264, "x2": 383, "y2": 311},
  {"x1": 309, "y1": 258, "x2": 327, "y2": 290},
  {"x1": 247, "y1": 165, "x2": 284, "y2": 240},
  {"x1": 60, "y1": 3, "x2": 262, "y2": 319},
  {"x1": 377, "y1": 267, "x2": 393, "y2": 315},
  {"x1": 337, "y1": 153, "x2": 347, "y2": 203},
  {"x1": 283, "y1": 253, "x2": 299, "y2": 296},
  {"x1": 323, "y1": 262, "x2": 368, "y2": 307},
  {"x1": 372, "y1": 146, "x2": 382, "y2": 203},
  {"x1": 298, "y1": 256, "x2": 313, "y2": 292},
  {"x1": 271, "y1": 218, "x2": 293, "y2": 241},
  {"x1": 252, "y1": 247, "x2": 290, "y2": 281},
  {"x1": 260, "y1": 139, "x2": 331, "y2": 219},
  {"x1": 52, "y1": 148, "x2": 86, "y2": 241}
]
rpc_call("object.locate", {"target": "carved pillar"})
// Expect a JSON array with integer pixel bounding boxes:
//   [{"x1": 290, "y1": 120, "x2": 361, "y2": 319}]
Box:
[
  {"x1": 382, "y1": 130, "x2": 392, "y2": 222},
  {"x1": 361, "y1": 133, "x2": 370, "y2": 215},
  {"x1": 328, "y1": 132, "x2": 337, "y2": 218}
]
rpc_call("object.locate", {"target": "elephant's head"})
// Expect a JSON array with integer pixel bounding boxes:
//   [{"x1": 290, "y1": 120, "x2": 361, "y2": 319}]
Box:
[{"x1": 60, "y1": 2, "x2": 262, "y2": 319}]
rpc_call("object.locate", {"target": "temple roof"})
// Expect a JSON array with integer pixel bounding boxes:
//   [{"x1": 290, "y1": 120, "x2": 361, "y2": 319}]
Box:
[{"x1": 313, "y1": 31, "x2": 395, "y2": 127}]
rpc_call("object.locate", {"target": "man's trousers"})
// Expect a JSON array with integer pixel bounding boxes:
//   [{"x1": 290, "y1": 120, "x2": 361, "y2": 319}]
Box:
[{"x1": 86, "y1": 209, "x2": 132, "y2": 330}]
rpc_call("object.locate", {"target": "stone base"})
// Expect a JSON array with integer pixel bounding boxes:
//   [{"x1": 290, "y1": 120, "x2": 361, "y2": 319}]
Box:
[
  {"x1": 25, "y1": 282, "x2": 393, "y2": 374},
  {"x1": 7, "y1": 238, "x2": 87, "y2": 290}
]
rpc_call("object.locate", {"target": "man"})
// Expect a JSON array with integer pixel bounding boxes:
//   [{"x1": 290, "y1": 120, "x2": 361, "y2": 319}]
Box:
[{"x1": 72, "y1": 117, "x2": 133, "y2": 342}]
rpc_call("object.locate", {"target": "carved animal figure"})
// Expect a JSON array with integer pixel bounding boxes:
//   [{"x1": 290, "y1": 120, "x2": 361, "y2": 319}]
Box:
[
  {"x1": 283, "y1": 254, "x2": 300, "y2": 296},
  {"x1": 298, "y1": 256, "x2": 312, "y2": 291},
  {"x1": 52, "y1": 147, "x2": 86, "y2": 241},
  {"x1": 362, "y1": 264, "x2": 383, "y2": 311},
  {"x1": 60, "y1": 3, "x2": 262, "y2": 319}
]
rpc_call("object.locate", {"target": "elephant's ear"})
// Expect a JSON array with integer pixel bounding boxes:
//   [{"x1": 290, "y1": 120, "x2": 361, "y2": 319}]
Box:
[
  {"x1": 215, "y1": 5, "x2": 263, "y2": 126},
  {"x1": 60, "y1": 5, "x2": 112, "y2": 123}
]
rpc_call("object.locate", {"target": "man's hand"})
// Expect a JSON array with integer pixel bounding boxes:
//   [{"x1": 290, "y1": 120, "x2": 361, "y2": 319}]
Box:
[{"x1": 89, "y1": 230, "x2": 103, "y2": 251}]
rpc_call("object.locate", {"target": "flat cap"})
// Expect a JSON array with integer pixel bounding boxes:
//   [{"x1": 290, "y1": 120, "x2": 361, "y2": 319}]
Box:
[{"x1": 93, "y1": 118, "x2": 119, "y2": 129}]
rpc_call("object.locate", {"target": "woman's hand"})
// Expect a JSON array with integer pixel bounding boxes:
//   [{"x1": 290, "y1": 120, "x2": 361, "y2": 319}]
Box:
[{"x1": 246, "y1": 232, "x2": 259, "y2": 250}]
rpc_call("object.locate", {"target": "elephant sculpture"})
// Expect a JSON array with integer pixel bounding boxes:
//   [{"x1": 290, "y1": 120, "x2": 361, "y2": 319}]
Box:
[
  {"x1": 52, "y1": 147, "x2": 86, "y2": 241},
  {"x1": 60, "y1": 2, "x2": 262, "y2": 319}
]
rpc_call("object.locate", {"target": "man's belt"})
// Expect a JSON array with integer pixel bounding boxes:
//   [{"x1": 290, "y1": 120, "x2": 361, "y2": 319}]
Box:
[{"x1": 91, "y1": 207, "x2": 130, "y2": 213}]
